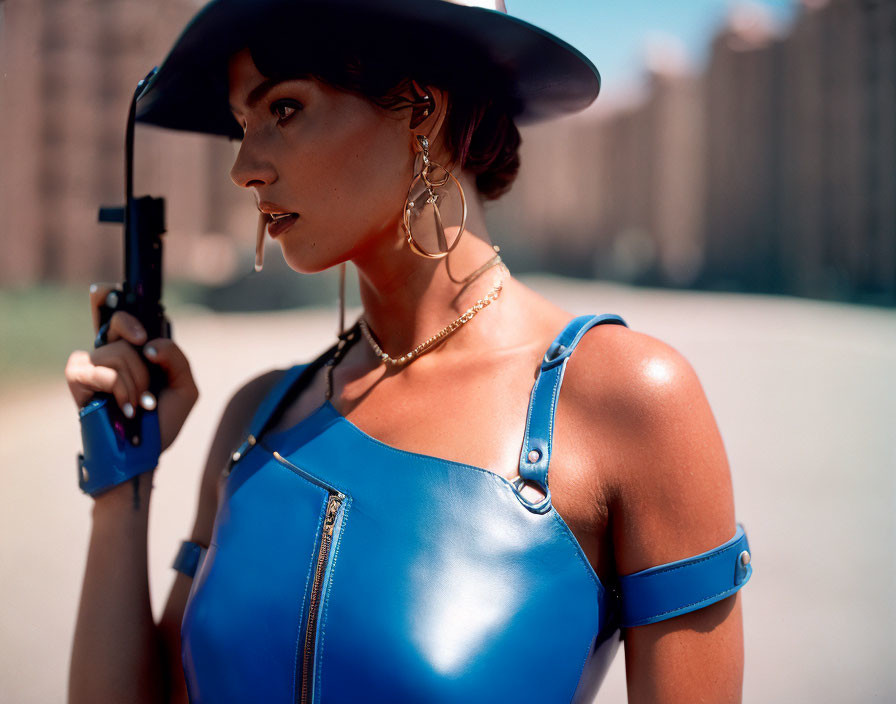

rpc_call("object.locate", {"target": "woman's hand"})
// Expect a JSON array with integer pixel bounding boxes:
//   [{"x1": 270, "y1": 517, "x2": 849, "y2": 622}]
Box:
[{"x1": 64, "y1": 282, "x2": 199, "y2": 455}]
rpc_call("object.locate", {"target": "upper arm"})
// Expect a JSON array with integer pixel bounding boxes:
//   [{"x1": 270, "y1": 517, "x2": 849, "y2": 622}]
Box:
[
  {"x1": 155, "y1": 367, "x2": 287, "y2": 703},
  {"x1": 571, "y1": 326, "x2": 744, "y2": 703}
]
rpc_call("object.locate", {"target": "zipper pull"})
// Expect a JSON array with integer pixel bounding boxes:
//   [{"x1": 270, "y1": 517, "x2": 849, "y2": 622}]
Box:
[{"x1": 323, "y1": 494, "x2": 342, "y2": 535}]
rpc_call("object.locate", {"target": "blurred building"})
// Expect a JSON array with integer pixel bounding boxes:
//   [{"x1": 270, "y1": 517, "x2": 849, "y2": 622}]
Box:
[
  {"x1": 0, "y1": 0, "x2": 248, "y2": 288},
  {"x1": 493, "y1": 0, "x2": 895, "y2": 304}
]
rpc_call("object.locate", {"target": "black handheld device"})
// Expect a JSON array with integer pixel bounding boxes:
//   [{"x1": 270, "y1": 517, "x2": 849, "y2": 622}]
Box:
[{"x1": 95, "y1": 68, "x2": 171, "y2": 448}]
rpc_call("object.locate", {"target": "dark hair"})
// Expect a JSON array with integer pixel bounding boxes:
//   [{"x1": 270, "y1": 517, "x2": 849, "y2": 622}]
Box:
[{"x1": 247, "y1": 13, "x2": 521, "y2": 201}]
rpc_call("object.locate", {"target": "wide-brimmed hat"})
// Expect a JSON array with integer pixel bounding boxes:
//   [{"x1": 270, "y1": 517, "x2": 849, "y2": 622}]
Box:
[{"x1": 135, "y1": 0, "x2": 601, "y2": 138}]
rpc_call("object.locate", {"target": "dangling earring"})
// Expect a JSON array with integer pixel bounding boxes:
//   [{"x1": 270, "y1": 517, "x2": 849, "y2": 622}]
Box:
[
  {"x1": 403, "y1": 134, "x2": 467, "y2": 259},
  {"x1": 337, "y1": 261, "x2": 346, "y2": 336}
]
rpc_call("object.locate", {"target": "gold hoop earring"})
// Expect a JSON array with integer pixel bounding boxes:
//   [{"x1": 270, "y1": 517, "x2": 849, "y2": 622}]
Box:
[{"x1": 403, "y1": 135, "x2": 467, "y2": 259}]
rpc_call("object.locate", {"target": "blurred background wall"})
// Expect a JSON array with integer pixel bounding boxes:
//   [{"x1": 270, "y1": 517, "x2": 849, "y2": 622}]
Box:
[
  {"x1": 494, "y1": 0, "x2": 895, "y2": 304},
  {"x1": 0, "y1": 0, "x2": 251, "y2": 291},
  {"x1": 1, "y1": 0, "x2": 893, "y2": 305}
]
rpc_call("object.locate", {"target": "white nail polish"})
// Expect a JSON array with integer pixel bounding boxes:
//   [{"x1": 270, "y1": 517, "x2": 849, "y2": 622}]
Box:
[
  {"x1": 140, "y1": 391, "x2": 157, "y2": 411},
  {"x1": 122, "y1": 402, "x2": 135, "y2": 418}
]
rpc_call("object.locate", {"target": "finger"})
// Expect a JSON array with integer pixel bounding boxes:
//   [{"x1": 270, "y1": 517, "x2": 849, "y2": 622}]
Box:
[
  {"x1": 90, "y1": 345, "x2": 139, "y2": 414},
  {"x1": 69, "y1": 352, "x2": 136, "y2": 417},
  {"x1": 106, "y1": 310, "x2": 147, "y2": 346},
  {"x1": 144, "y1": 338, "x2": 197, "y2": 395},
  {"x1": 66, "y1": 350, "x2": 98, "y2": 408},
  {"x1": 108, "y1": 339, "x2": 152, "y2": 402},
  {"x1": 88, "y1": 282, "x2": 120, "y2": 333}
]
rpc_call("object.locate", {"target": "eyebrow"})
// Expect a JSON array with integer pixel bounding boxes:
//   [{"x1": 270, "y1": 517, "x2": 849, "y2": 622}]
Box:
[{"x1": 230, "y1": 78, "x2": 285, "y2": 115}]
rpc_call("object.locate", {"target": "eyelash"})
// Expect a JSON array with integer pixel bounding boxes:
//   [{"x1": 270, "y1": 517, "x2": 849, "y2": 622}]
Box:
[{"x1": 270, "y1": 99, "x2": 302, "y2": 124}]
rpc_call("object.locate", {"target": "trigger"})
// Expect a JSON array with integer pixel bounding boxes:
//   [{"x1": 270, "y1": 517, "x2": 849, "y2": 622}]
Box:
[{"x1": 94, "y1": 321, "x2": 111, "y2": 349}]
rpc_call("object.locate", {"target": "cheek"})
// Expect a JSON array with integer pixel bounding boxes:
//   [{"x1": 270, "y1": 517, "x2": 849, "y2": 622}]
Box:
[{"x1": 316, "y1": 116, "x2": 411, "y2": 227}]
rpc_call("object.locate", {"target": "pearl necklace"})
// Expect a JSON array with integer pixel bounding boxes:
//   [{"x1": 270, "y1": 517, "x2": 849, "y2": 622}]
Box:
[{"x1": 358, "y1": 266, "x2": 506, "y2": 367}]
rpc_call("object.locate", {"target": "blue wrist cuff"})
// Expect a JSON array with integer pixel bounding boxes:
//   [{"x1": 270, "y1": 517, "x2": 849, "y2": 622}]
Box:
[
  {"x1": 619, "y1": 523, "x2": 752, "y2": 627},
  {"x1": 77, "y1": 397, "x2": 161, "y2": 497}
]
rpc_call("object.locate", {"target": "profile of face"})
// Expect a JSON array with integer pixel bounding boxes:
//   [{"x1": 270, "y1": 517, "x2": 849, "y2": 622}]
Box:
[{"x1": 227, "y1": 49, "x2": 423, "y2": 273}]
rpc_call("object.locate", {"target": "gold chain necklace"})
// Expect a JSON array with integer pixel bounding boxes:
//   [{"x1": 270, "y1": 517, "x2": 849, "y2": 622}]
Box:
[{"x1": 358, "y1": 265, "x2": 506, "y2": 367}]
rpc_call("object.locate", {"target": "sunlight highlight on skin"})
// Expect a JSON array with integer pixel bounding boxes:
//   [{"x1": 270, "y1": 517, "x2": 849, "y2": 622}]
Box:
[{"x1": 644, "y1": 357, "x2": 674, "y2": 385}]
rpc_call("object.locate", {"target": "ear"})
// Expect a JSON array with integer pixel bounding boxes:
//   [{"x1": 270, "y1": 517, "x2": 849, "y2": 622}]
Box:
[
  {"x1": 407, "y1": 80, "x2": 435, "y2": 129},
  {"x1": 405, "y1": 81, "x2": 449, "y2": 155}
]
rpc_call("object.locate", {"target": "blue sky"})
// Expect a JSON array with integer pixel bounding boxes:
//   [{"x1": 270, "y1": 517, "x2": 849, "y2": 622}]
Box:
[{"x1": 508, "y1": 0, "x2": 798, "y2": 95}]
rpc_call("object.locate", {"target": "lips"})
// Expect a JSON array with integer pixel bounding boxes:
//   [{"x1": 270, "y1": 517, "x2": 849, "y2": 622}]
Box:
[
  {"x1": 266, "y1": 212, "x2": 299, "y2": 237},
  {"x1": 257, "y1": 201, "x2": 300, "y2": 237}
]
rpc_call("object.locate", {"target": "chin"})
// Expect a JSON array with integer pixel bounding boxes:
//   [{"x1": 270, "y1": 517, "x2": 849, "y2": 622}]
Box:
[{"x1": 278, "y1": 242, "x2": 344, "y2": 276}]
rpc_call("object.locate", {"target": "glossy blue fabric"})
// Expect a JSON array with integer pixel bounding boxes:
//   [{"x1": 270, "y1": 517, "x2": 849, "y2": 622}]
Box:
[
  {"x1": 180, "y1": 314, "x2": 751, "y2": 702},
  {"x1": 77, "y1": 398, "x2": 160, "y2": 496}
]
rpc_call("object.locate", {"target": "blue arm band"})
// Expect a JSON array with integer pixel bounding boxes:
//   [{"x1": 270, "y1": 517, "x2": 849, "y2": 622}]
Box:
[
  {"x1": 77, "y1": 397, "x2": 161, "y2": 497},
  {"x1": 619, "y1": 523, "x2": 752, "y2": 627},
  {"x1": 172, "y1": 540, "x2": 207, "y2": 578}
]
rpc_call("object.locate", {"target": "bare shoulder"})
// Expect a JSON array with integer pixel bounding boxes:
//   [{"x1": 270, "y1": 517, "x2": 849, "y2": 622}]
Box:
[
  {"x1": 189, "y1": 366, "x2": 290, "y2": 544},
  {"x1": 560, "y1": 322, "x2": 703, "y2": 430},
  {"x1": 563, "y1": 324, "x2": 703, "y2": 416},
  {"x1": 562, "y1": 321, "x2": 737, "y2": 574}
]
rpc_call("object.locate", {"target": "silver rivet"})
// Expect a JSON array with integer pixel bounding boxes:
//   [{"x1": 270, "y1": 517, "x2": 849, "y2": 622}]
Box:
[
  {"x1": 131, "y1": 435, "x2": 141, "y2": 446},
  {"x1": 232, "y1": 451, "x2": 241, "y2": 462},
  {"x1": 81, "y1": 466, "x2": 89, "y2": 482},
  {"x1": 556, "y1": 344, "x2": 566, "y2": 355},
  {"x1": 739, "y1": 550, "x2": 751, "y2": 566},
  {"x1": 527, "y1": 449, "x2": 541, "y2": 463},
  {"x1": 247, "y1": 435, "x2": 256, "y2": 446}
]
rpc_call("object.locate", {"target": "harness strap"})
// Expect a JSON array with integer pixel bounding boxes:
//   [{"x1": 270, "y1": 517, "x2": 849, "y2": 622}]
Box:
[
  {"x1": 228, "y1": 327, "x2": 361, "y2": 472},
  {"x1": 247, "y1": 364, "x2": 311, "y2": 439},
  {"x1": 516, "y1": 314, "x2": 627, "y2": 514},
  {"x1": 225, "y1": 363, "x2": 313, "y2": 472}
]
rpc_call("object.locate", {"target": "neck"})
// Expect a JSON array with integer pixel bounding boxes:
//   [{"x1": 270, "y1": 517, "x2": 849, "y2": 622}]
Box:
[{"x1": 350, "y1": 176, "x2": 505, "y2": 359}]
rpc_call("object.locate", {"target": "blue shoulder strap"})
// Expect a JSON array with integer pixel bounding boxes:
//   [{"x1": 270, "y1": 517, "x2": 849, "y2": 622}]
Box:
[
  {"x1": 618, "y1": 524, "x2": 753, "y2": 627},
  {"x1": 227, "y1": 363, "x2": 311, "y2": 469},
  {"x1": 515, "y1": 314, "x2": 627, "y2": 514},
  {"x1": 247, "y1": 363, "x2": 311, "y2": 438}
]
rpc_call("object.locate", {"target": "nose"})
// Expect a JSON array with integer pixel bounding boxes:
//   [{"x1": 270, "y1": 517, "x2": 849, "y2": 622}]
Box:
[{"x1": 230, "y1": 135, "x2": 278, "y2": 189}]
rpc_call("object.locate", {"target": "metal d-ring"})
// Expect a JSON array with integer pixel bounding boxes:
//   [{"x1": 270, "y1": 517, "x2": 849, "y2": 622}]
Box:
[{"x1": 510, "y1": 474, "x2": 553, "y2": 514}]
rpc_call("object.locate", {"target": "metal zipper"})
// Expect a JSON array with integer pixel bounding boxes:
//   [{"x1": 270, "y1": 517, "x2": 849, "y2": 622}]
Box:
[
  {"x1": 300, "y1": 490, "x2": 344, "y2": 704},
  {"x1": 266, "y1": 449, "x2": 345, "y2": 704}
]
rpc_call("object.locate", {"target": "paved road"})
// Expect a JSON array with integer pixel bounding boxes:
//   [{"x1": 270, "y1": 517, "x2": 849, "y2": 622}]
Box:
[{"x1": 1, "y1": 278, "x2": 894, "y2": 703}]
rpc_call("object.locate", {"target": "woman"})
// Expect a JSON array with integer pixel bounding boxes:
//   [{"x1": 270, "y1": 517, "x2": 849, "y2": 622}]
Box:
[{"x1": 66, "y1": 1, "x2": 752, "y2": 702}]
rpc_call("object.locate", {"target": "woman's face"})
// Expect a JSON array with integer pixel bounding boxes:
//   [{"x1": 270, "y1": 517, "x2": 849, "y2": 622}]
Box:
[{"x1": 227, "y1": 49, "x2": 416, "y2": 273}]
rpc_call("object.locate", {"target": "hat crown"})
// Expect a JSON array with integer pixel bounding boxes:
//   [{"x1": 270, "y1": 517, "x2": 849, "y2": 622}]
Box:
[{"x1": 441, "y1": 0, "x2": 507, "y2": 12}]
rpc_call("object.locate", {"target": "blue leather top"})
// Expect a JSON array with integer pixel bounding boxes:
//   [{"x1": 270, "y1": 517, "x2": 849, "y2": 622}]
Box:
[{"x1": 179, "y1": 314, "x2": 751, "y2": 703}]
